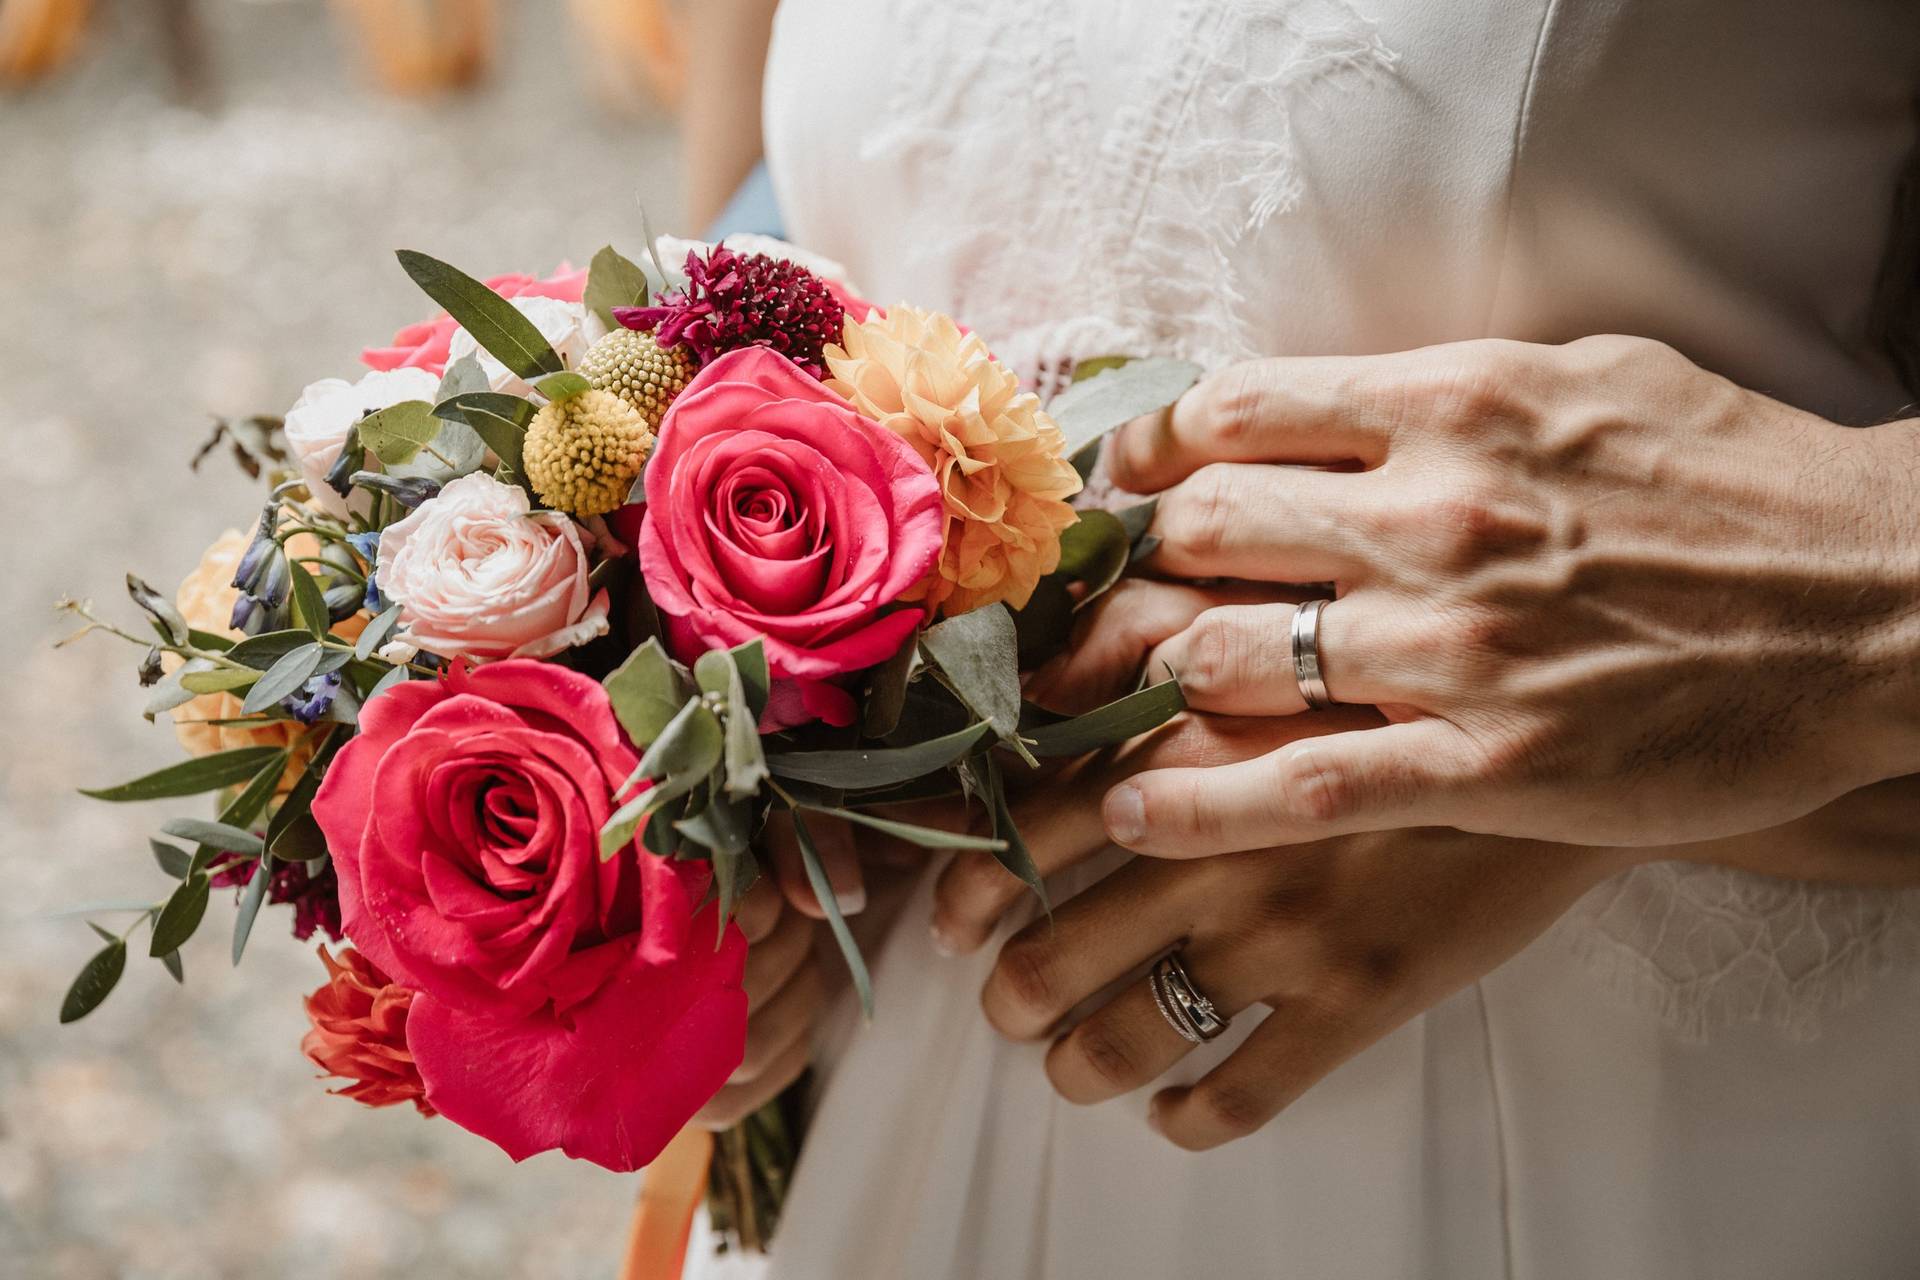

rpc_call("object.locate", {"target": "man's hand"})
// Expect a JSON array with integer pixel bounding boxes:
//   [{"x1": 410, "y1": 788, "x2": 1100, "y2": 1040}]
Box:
[{"x1": 1091, "y1": 336, "x2": 1920, "y2": 856}]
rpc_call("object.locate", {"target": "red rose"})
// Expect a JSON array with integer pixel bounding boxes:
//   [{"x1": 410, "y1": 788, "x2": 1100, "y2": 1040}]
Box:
[
  {"x1": 311, "y1": 660, "x2": 746, "y2": 1171},
  {"x1": 638, "y1": 347, "x2": 945, "y2": 728},
  {"x1": 361, "y1": 264, "x2": 588, "y2": 377}
]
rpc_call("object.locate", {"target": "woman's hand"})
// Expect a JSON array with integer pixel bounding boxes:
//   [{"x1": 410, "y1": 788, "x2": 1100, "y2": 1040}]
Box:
[
  {"x1": 1094, "y1": 336, "x2": 1920, "y2": 856},
  {"x1": 981, "y1": 829, "x2": 1627, "y2": 1151},
  {"x1": 692, "y1": 874, "x2": 825, "y2": 1128}
]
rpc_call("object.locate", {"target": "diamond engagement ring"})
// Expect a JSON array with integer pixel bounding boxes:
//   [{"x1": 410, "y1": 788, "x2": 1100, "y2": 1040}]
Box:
[{"x1": 1150, "y1": 951, "x2": 1231, "y2": 1044}]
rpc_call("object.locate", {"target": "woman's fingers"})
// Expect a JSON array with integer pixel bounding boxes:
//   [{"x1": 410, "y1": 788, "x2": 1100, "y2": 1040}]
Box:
[
  {"x1": 742, "y1": 905, "x2": 815, "y2": 1004},
  {"x1": 977, "y1": 858, "x2": 1188, "y2": 1041},
  {"x1": 732, "y1": 875, "x2": 786, "y2": 945},
  {"x1": 1139, "y1": 463, "x2": 1374, "y2": 585},
  {"x1": 764, "y1": 811, "x2": 865, "y2": 919},
  {"x1": 734, "y1": 958, "x2": 824, "y2": 1082},
  {"x1": 1107, "y1": 357, "x2": 1400, "y2": 494},
  {"x1": 1147, "y1": 998, "x2": 1366, "y2": 1152},
  {"x1": 1104, "y1": 717, "x2": 1468, "y2": 857},
  {"x1": 1147, "y1": 599, "x2": 1411, "y2": 714},
  {"x1": 931, "y1": 713, "x2": 1335, "y2": 953},
  {"x1": 696, "y1": 1035, "x2": 812, "y2": 1129}
]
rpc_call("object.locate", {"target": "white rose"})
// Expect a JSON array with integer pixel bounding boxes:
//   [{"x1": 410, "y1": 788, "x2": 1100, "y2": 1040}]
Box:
[
  {"x1": 284, "y1": 367, "x2": 440, "y2": 517},
  {"x1": 376, "y1": 472, "x2": 610, "y2": 662},
  {"x1": 653, "y1": 234, "x2": 860, "y2": 295},
  {"x1": 447, "y1": 296, "x2": 602, "y2": 395}
]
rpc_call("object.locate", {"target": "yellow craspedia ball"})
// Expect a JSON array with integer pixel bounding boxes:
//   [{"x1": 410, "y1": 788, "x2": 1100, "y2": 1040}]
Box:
[
  {"x1": 579, "y1": 328, "x2": 696, "y2": 422},
  {"x1": 524, "y1": 389, "x2": 655, "y2": 518}
]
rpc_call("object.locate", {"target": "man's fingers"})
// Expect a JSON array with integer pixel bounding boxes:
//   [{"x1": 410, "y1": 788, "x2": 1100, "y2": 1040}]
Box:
[
  {"x1": 1147, "y1": 999, "x2": 1365, "y2": 1151},
  {"x1": 1104, "y1": 718, "x2": 1469, "y2": 857},
  {"x1": 765, "y1": 811, "x2": 865, "y2": 920},
  {"x1": 1027, "y1": 579, "x2": 1290, "y2": 715},
  {"x1": 1141, "y1": 463, "x2": 1374, "y2": 585},
  {"x1": 1147, "y1": 599, "x2": 1411, "y2": 714},
  {"x1": 1107, "y1": 357, "x2": 1399, "y2": 494}
]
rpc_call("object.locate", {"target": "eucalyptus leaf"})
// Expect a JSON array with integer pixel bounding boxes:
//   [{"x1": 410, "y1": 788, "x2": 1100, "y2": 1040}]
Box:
[
  {"x1": 1055, "y1": 509, "x2": 1130, "y2": 610},
  {"x1": 1010, "y1": 575, "x2": 1074, "y2": 669},
  {"x1": 268, "y1": 812, "x2": 330, "y2": 863},
  {"x1": 354, "y1": 604, "x2": 403, "y2": 661},
  {"x1": 179, "y1": 666, "x2": 259, "y2": 695},
  {"x1": 433, "y1": 392, "x2": 534, "y2": 472},
  {"x1": 604, "y1": 638, "x2": 692, "y2": 748},
  {"x1": 364, "y1": 663, "x2": 412, "y2": 704},
  {"x1": 796, "y1": 803, "x2": 1007, "y2": 851},
  {"x1": 985, "y1": 756, "x2": 1048, "y2": 912},
  {"x1": 533, "y1": 370, "x2": 591, "y2": 402},
  {"x1": 728, "y1": 640, "x2": 770, "y2": 721},
  {"x1": 241, "y1": 643, "x2": 325, "y2": 714},
  {"x1": 436, "y1": 353, "x2": 490, "y2": 401},
  {"x1": 232, "y1": 859, "x2": 271, "y2": 965},
  {"x1": 1019, "y1": 679, "x2": 1188, "y2": 758},
  {"x1": 1115, "y1": 497, "x2": 1159, "y2": 545},
  {"x1": 150, "y1": 839, "x2": 192, "y2": 879},
  {"x1": 859, "y1": 637, "x2": 919, "y2": 739},
  {"x1": 143, "y1": 668, "x2": 200, "y2": 718},
  {"x1": 127, "y1": 573, "x2": 189, "y2": 645},
  {"x1": 766, "y1": 720, "x2": 992, "y2": 789},
  {"x1": 163, "y1": 818, "x2": 264, "y2": 856},
  {"x1": 80, "y1": 746, "x2": 284, "y2": 802},
  {"x1": 721, "y1": 657, "x2": 767, "y2": 799},
  {"x1": 636, "y1": 698, "x2": 723, "y2": 783},
  {"x1": 1045, "y1": 356, "x2": 1203, "y2": 459},
  {"x1": 921, "y1": 605, "x2": 1027, "y2": 758},
  {"x1": 355, "y1": 400, "x2": 442, "y2": 467},
  {"x1": 289, "y1": 560, "x2": 329, "y2": 639},
  {"x1": 790, "y1": 808, "x2": 874, "y2": 1018},
  {"x1": 675, "y1": 789, "x2": 750, "y2": 859},
  {"x1": 585, "y1": 245, "x2": 653, "y2": 327},
  {"x1": 228, "y1": 628, "x2": 325, "y2": 670},
  {"x1": 397, "y1": 250, "x2": 565, "y2": 380},
  {"x1": 160, "y1": 949, "x2": 185, "y2": 984},
  {"x1": 149, "y1": 874, "x2": 211, "y2": 958},
  {"x1": 60, "y1": 940, "x2": 127, "y2": 1023}
]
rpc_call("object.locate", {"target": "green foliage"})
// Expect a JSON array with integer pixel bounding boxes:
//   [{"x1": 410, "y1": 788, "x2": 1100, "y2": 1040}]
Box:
[
  {"x1": 765, "y1": 720, "x2": 991, "y2": 789},
  {"x1": 1054, "y1": 509, "x2": 1130, "y2": 610},
  {"x1": 149, "y1": 874, "x2": 211, "y2": 958},
  {"x1": 60, "y1": 939, "x2": 126, "y2": 1023},
  {"x1": 355, "y1": 400, "x2": 442, "y2": 468},
  {"x1": 533, "y1": 370, "x2": 591, "y2": 402},
  {"x1": 1021, "y1": 680, "x2": 1187, "y2": 757},
  {"x1": 604, "y1": 638, "x2": 693, "y2": 748},
  {"x1": 80, "y1": 746, "x2": 285, "y2": 802},
  {"x1": 921, "y1": 605, "x2": 1031, "y2": 764},
  {"x1": 789, "y1": 808, "x2": 873, "y2": 1018},
  {"x1": 397, "y1": 250, "x2": 566, "y2": 380},
  {"x1": 1046, "y1": 356, "x2": 1202, "y2": 478},
  {"x1": 584, "y1": 245, "x2": 654, "y2": 327}
]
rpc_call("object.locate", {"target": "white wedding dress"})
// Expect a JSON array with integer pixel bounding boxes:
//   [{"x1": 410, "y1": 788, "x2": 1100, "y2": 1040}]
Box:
[{"x1": 693, "y1": 2, "x2": 1920, "y2": 1276}]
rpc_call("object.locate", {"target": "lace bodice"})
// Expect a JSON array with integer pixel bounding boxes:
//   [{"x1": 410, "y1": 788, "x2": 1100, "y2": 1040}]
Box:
[{"x1": 763, "y1": 0, "x2": 1920, "y2": 1038}]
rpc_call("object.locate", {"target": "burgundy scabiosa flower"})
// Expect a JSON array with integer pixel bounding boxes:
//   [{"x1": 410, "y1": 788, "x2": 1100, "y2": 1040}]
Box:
[
  {"x1": 211, "y1": 853, "x2": 344, "y2": 942},
  {"x1": 614, "y1": 246, "x2": 846, "y2": 378}
]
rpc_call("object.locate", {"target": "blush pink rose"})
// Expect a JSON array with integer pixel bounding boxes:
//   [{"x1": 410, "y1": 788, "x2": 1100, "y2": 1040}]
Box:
[
  {"x1": 311, "y1": 660, "x2": 746, "y2": 1171},
  {"x1": 362, "y1": 264, "x2": 589, "y2": 377},
  {"x1": 638, "y1": 347, "x2": 944, "y2": 728},
  {"x1": 377, "y1": 473, "x2": 610, "y2": 663}
]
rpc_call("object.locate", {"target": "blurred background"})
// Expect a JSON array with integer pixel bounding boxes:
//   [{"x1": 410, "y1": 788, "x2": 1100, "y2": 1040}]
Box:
[{"x1": 1, "y1": 2, "x2": 692, "y2": 1275}]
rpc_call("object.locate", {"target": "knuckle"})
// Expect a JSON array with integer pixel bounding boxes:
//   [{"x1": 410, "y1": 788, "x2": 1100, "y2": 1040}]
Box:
[
  {"x1": 1167, "y1": 464, "x2": 1240, "y2": 560},
  {"x1": 1187, "y1": 1080, "x2": 1271, "y2": 1142},
  {"x1": 937, "y1": 851, "x2": 1013, "y2": 929},
  {"x1": 1271, "y1": 746, "x2": 1357, "y2": 825},
  {"x1": 1179, "y1": 612, "x2": 1238, "y2": 696},
  {"x1": 1065, "y1": 1021, "x2": 1147, "y2": 1095},
  {"x1": 1196, "y1": 364, "x2": 1269, "y2": 449},
  {"x1": 991, "y1": 932, "x2": 1064, "y2": 1027}
]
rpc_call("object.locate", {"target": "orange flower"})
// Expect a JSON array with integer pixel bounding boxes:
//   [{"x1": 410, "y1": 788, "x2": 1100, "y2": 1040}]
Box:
[
  {"x1": 301, "y1": 946, "x2": 433, "y2": 1115},
  {"x1": 172, "y1": 527, "x2": 366, "y2": 790},
  {"x1": 825, "y1": 307, "x2": 1081, "y2": 616}
]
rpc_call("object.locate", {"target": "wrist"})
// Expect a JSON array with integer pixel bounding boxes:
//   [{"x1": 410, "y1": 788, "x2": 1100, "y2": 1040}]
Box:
[{"x1": 1850, "y1": 419, "x2": 1920, "y2": 780}]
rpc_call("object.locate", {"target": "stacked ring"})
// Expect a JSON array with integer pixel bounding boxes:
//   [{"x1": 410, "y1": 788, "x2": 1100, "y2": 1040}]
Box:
[{"x1": 1149, "y1": 952, "x2": 1231, "y2": 1044}]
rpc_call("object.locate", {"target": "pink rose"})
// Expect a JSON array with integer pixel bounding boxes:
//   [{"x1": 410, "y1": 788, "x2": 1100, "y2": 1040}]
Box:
[
  {"x1": 377, "y1": 473, "x2": 610, "y2": 662},
  {"x1": 311, "y1": 661, "x2": 747, "y2": 1170},
  {"x1": 638, "y1": 348, "x2": 945, "y2": 728},
  {"x1": 362, "y1": 264, "x2": 589, "y2": 377}
]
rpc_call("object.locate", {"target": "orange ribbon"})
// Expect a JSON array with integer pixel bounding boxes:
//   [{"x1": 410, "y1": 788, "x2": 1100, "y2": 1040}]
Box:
[{"x1": 620, "y1": 1124, "x2": 714, "y2": 1280}]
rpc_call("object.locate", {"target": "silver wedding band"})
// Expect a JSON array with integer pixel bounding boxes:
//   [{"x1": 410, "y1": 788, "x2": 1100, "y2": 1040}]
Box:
[
  {"x1": 1149, "y1": 951, "x2": 1231, "y2": 1044},
  {"x1": 1291, "y1": 597, "x2": 1334, "y2": 710}
]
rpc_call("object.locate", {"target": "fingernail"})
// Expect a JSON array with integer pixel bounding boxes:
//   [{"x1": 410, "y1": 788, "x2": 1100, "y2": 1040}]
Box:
[
  {"x1": 834, "y1": 885, "x2": 866, "y2": 916},
  {"x1": 929, "y1": 921, "x2": 959, "y2": 958},
  {"x1": 1106, "y1": 784, "x2": 1146, "y2": 846}
]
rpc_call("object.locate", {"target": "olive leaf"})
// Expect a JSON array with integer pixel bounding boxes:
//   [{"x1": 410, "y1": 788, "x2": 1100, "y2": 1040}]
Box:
[
  {"x1": 765, "y1": 721, "x2": 992, "y2": 789},
  {"x1": 80, "y1": 746, "x2": 285, "y2": 802},
  {"x1": 60, "y1": 939, "x2": 127, "y2": 1024}
]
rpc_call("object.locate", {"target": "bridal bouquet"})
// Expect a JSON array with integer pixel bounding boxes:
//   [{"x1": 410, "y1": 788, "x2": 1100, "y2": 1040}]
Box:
[{"x1": 56, "y1": 231, "x2": 1198, "y2": 1257}]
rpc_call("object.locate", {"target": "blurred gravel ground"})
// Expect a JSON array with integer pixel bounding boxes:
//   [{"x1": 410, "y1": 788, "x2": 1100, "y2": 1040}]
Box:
[{"x1": 0, "y1": 3, "x2": 684, "y2": 1275}]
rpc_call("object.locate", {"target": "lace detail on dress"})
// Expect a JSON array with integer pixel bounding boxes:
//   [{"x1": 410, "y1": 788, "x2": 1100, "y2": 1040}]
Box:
[
  {"x1": 863, "y1": 0, "x2": 1396, "y2": 382},
  {"x1": 1556, "y1": 863, "x2": 1920, "y2": 1041}
]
